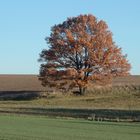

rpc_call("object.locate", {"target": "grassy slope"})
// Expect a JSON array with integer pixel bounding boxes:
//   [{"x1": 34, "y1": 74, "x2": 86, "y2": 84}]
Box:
[
  {"x1": 0, "y1": 115, "x2": 140, "y2": 140},
  {"x1": 0, "y1": 86, "x2": 140, "y2": 110},
  {"x1": 0, "y1": 75, "x2": 140, "y2": 120}
]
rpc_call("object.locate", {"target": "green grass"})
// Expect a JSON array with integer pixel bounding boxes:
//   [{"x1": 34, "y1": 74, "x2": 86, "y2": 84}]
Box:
[{"x1": 0, "y1": 115, "x2": 140, "y2": 140}]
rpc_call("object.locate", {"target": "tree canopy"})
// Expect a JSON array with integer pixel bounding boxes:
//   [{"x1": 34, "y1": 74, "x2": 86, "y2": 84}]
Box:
[{"x1": 39, "y1": 14, "x2": 131, "y2": 94}]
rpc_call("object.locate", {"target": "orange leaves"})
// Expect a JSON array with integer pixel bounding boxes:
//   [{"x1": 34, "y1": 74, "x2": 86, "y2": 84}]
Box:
[
  {"x1": 66, "y1": 68, "x2": 77, "y2": 77},
  {"x1": 96, "y1": 20, "x2": 108, "y2": 32},
  {"x1": 75, "y1": 79, "x2": 88, "y2": 88},
  {"x1": 65, "y1": 30, "x2": 74, "y2": 42}
]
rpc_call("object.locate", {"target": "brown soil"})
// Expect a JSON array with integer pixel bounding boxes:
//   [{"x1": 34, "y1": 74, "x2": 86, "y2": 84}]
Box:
[{"x1": 0, "y1": 75, "x2": 140, "y2": 92}]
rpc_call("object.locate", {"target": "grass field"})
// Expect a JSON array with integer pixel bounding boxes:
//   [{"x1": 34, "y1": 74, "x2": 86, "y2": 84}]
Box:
[
  {"x1": 0, "y1": 85, "x2": 140, "y2": 110},
  {"x1": 0, "y1": 75, "x2": 140, "y2": 139},
  {"x1": 0, "y1": 114, "x2": 140, "y2": 140},
  {"x1": 0, "y1": 75, "x2": 140, "y2": 132},
  {"x1": 0, "y1": 84, "x2": 140, "y2": 121}
]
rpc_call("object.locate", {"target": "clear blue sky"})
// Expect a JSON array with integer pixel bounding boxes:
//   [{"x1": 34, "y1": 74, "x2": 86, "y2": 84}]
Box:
[{"x1": 0, "y1": 0, "x2": 140, "y2": 75}]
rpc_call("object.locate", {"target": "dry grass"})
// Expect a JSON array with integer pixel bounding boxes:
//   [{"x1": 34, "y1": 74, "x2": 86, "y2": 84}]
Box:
[{"x1": 0, "y1": 86, "x2": 140, "y2": 110}]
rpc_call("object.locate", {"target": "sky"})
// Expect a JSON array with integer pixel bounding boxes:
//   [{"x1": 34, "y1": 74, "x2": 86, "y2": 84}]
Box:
[{"x1": 0, "y1": 0, "x2": 140, "y2": 75}]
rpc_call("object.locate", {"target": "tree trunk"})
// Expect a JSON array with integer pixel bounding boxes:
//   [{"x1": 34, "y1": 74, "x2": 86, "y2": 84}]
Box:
[{"x1": 79, "y1": 87, "x2": 86, "y2": 95}]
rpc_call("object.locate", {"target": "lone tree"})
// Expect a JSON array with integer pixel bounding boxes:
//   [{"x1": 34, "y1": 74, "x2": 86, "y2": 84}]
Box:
[{"x1": 39, "y1": 14, "x2": 130, "y2": 94}]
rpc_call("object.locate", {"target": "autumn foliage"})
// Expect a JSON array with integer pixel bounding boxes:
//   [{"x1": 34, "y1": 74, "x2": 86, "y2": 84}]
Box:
[{"x1": 39, "y1": 14, "x2": 131, "y2": 94}]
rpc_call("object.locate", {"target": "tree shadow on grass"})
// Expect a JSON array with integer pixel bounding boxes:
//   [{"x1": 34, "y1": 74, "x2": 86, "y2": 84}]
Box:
[
  {"x1": 16, "y1": 107, "x2": 140, "y2": 122},
  {"x1": 0, "y1": 91, "x2": 41, "y2": 101}
]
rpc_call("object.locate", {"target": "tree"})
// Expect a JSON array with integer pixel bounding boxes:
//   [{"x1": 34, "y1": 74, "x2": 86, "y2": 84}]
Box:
[{"x1": 39, "y1": 14, "x2": 131, "y2": 94}]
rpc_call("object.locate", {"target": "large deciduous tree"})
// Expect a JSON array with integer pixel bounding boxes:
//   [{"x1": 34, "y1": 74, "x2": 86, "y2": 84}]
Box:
[{"x1": 39, "y1": 14, "x2": 131, "y2": 94}]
